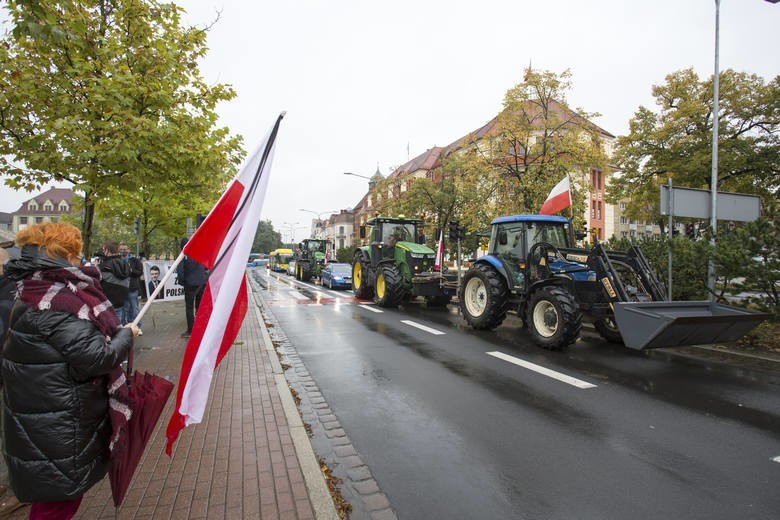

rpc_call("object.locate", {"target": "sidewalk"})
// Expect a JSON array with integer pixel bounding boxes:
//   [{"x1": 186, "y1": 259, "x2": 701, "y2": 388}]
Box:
[{"x1": 3, "y1": 295, "x2": 338, "y2": 519}]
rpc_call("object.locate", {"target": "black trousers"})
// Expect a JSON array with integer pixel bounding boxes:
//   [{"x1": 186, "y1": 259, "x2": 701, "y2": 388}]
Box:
[{"x1": 184, "y1": 285, "x2": 205, "y2": 333}]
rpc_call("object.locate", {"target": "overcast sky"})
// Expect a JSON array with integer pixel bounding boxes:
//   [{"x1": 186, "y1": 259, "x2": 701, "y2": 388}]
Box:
[{"x1": 2, "y1": 0, "x2": 778, "y2": 243}]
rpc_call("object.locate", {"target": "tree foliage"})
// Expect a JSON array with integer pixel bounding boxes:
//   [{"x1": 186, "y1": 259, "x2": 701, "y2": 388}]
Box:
[
  {"x1": 0, "y1": 0, "x2": 244, "y2": 255},
  {"x1": 453, "y1": 68, "x2": 609, "y2": 231},
  {"x1": 610, "y1": 68, "x2": 780, "y2": 222},
  {"x1": 251, "y1": 220, "x2": 282, "y2": 254}
]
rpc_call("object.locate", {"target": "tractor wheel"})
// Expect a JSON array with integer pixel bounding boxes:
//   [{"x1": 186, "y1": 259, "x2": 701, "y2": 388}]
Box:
[
  {"x1": 594, "y1": 317, "x2": 623, "y2": 344},
  {"x1": 459, "y1": 264, "x2": 509, "y2": 330},
  {"x1": 295, "y1": 263, "x2": 301, "y2": 280},
  {"x1": 373, "y1": 264, "x2": 405, "y2": 308},
  {"x1": 527, "y1": 286, "x2": 582, "y2": 350},
  {"x1": 301, "y1": 263, "x2": 312, "y2": 282},
  {"x1": 425, "y1": 295, "x2": 452, "y2": 307},
  {"x1": 352, "y1": 257, "x2": 374, "y2": 299}
]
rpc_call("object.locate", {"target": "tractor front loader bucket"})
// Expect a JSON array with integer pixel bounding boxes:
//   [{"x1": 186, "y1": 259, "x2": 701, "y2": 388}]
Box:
[{"x1": 613, "y1": 301, "x2": 769, "y2": 351}]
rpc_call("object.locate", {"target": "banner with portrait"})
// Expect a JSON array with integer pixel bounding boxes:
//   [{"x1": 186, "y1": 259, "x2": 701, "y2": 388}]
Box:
[{"x1": 143, "y1": 260, "x2": 185, "y2": 301}]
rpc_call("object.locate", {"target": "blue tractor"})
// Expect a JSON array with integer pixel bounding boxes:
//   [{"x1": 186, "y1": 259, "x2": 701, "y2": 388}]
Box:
[{"x1": 458, "y1": 215, "x2": 766, "y2": 351}]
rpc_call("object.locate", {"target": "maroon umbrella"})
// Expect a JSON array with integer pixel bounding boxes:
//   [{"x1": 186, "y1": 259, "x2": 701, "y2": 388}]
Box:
[{"x1": 107, "y1": 349, "x2": 174, "y2": 507}]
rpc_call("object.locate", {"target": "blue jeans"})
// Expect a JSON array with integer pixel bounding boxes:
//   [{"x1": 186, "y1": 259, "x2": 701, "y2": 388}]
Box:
[{"x1": 122, "y1": 290, "x2": 140, "y2": 327}]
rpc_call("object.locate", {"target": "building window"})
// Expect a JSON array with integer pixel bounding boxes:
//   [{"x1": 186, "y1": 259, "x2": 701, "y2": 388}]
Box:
[
  {"x1": 44, "y1": 203, "x2": 53, "y2": 212},
  {"x1": 619, "y1": 202, "x2": 626, "y2": 209},
  {"x1": 59, "y1": 201, "x2": 69, "y2": 211},
  {"x1": 620, "y1": 216, "x2": 628, "y2": 224},
  {"x1": 28, "y1": 202, "x2": 38, "y2": 211},
  {"x1": 35, "y1": 217, "x2": 44, "y2": 223},
  {"x1": 19, "y1": 216, "x2": 28, "y2": 224}
]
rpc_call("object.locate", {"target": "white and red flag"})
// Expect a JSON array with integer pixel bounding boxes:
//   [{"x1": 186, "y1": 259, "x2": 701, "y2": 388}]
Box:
[
  {"x1": 165, "y1": 113, "x2": 284, "y2": 454},
  {"x1": 539, "y1": 175, "x2": 572, "y2": 215},
  {"x1": 434, "y1": 230, "x2": 444, "y2": 271}
]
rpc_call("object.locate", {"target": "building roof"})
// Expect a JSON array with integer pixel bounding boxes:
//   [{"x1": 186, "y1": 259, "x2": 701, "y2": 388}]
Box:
[
  {"x1": 15, "y1": 187, "x2": 75, "y2": 215},
  {"x1": 387, "y1": 147, "x2": 444, "y2": 180},
  {"x1": 0, "y1": 212, "x2": 12, "y2": 225}
]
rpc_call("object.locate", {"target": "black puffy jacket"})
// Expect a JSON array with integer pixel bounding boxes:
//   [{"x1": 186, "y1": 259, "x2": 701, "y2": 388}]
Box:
[{"x1": 1, "y1": 269, "x2": 133, "y2": 501}]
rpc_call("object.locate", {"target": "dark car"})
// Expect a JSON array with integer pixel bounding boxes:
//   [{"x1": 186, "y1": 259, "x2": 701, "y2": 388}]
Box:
[{"x1": 320, "y1": 262, "x2": 352, "y2": 289}]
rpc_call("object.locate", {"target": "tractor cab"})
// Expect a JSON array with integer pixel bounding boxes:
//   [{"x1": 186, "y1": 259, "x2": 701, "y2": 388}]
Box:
[
  {"x1": 361, "y1": 217, "x2": 422, "y2": 264},
  {"x1": 488, "y1": 215, "x2": 589, "y2": 290}
]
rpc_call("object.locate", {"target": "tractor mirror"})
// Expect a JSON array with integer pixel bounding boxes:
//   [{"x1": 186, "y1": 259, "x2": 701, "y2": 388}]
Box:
[
  {"x1": 359, "y1": 226, "x2": 366, "y2": 239},
  {"x1": 498, "y1": 231, "x2": 508, "y2": 245}
]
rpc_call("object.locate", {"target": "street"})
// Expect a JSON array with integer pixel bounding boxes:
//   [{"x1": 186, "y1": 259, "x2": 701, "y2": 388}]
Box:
[{"x1": 251, "y1": 267, "x2": 780, "y2": 520}]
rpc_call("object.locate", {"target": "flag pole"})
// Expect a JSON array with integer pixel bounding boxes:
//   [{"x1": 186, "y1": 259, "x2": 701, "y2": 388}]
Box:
[{"x1": 131, "y1": 251, "x2": 186, "y2": 327}]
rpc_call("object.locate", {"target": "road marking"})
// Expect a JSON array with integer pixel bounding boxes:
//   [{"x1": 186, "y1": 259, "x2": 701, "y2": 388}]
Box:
[
  {"x1": 359, "y1": 304, "x2": 383, "y2": 313},
  {"x1": 772, "y1": 456, "x2": 780, "y2": 464},
  {"x1": 287, "y1": 290, "x2": 309, "y2": 300},
  {"x1": 486, "y1": 351, "x2": 597, "y2": 389},
  {"x1": 401, "y1": 320, "x2": 446, "y2": 335}
]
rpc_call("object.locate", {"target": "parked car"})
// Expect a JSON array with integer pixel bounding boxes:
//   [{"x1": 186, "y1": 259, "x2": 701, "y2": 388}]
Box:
[
  {"x1": 320, "y1": 262, "x2": 352, "y2": 289},
  {"x1": 286, "y1": 260, "x2": 296, "y2": 276}
]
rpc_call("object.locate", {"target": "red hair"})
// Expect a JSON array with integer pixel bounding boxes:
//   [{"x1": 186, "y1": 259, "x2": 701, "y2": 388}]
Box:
[{"x1": 15, "y1": 222, "x2": 83, "y2": 262}]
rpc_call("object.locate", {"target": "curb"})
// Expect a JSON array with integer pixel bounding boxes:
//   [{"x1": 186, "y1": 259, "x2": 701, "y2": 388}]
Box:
[{"x1": 250, "y1": 285, "x2": 340, "y2": 520}]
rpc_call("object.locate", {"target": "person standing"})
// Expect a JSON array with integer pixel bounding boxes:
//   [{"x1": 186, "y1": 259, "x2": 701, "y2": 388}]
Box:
[
  {"x1": 97, "y1": 241, "x2": 130, "y2": 322},
  {"x1": 119, "y1": 244, "x2": 144, "y2": 335},
  {"x1": 1, "y1": 222, "x2": 137, "y2": 519},
  {"x1": 176, "y1": 238, "x2": 207, "y2": 338}
]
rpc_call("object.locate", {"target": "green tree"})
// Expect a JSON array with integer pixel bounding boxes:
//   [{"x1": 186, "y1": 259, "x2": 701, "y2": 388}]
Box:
[
  {"x1": 251, "y1": 220, "x2": 282, "y2": 254},
  {"x1": 0, "y1": 0, "x2": 243, "y2": 255},
  {"x1": 610, "y1": 68, "x2": 780, "y2": 223},
  {"x1": 452, "y1": 68, "x2": 609, "y2": 228}
]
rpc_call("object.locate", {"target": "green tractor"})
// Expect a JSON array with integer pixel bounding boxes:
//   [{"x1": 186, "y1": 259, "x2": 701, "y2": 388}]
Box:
[
  {"x1": 294, "y1": 238, "x2": 331, "y2": 282},
  {"x1": 352, "y1": 216, "x2": 457, "y2": 307}
]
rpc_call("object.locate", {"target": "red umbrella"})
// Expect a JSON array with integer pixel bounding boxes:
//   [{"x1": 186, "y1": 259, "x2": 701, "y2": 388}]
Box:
[{"x1": 107, "y1": 349, "x2": 174, "y2": 507}]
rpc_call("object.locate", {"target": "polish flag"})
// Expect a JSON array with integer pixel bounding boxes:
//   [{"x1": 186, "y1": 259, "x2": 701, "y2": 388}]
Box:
[
  {"x1": 434, "y1": 230, "x2": 444, "y2": 271},
  {"x1": 165, "y1": 113, "x2": 284, "y2": 454},
  {"x1": 539, "y1": 176, "x2": 572, "y2": 215}
]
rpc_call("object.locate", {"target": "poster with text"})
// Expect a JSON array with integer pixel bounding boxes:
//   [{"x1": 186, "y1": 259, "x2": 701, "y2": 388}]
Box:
[{"x1": 143, "y1": 260, "x2": 185, "y2": 301}]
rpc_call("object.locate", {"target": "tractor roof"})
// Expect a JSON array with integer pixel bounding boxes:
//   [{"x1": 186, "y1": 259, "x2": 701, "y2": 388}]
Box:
[
  {"x1": 367, "y1": 216, "x2": 421, "y2": 225},
  {"x1": 491, "y1": 214, "x2": 570, "y2": 225}
]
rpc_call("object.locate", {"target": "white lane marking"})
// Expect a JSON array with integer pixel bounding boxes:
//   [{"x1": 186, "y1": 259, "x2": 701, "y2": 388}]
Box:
[
  {"x1": 359, "y1": 304, "x2": 383, "y2": 313},
  {"x1": 401, "y1": 320, "x2": 446, "y2": 335},
  {"x1": 772, "y1": 456, "x2": 780, "y2": 464},
  {"x1": 487, "y1": 351, "x2": 597, "y2": 389},
  {"x1": 287, "y1": 290, "x2": 309, "y2": 300}
]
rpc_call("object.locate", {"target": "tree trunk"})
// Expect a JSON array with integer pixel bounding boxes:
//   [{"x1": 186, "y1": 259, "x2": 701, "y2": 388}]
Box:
[{"x1": 82, "y1": 191, "x2": 95, "y2": 258}]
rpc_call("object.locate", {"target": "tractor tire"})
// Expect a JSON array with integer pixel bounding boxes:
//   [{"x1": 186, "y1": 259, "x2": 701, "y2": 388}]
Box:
[
  {"x1": 527, "y1": 286, "x2": 582, "y2": 350},
  {"x1": 300, "y1": 263, "x2": 312, "y2": 282},
  {"x1": 352, "y1": 257, "x2": 374, "y2": 299},
  {"x1": 373, "y1": 264, "x2": 405, "y2": 308},
  {"x1": 295, "y1": 263, "x2": 301, "y2": 281},
  {"x1": 594, "y1": 317, "x2": 624, "y2": 344},
  {"x1": 425, "y1": 295, "x2": 452, "y2": 307},
  {"x1": 459, "y1": 264, "x2": 509, "y2": 330}
]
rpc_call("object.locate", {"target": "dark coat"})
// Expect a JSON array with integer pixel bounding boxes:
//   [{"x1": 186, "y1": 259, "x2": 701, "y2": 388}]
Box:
[
  {"x1": 1, "y1": 253, "x2": 133, "y2": 502},
  {"x1": 99, "y1": 255, "x2": 130, "y2": 308},
  {"x1": 124, "y1": 256, "x2": 144, "y2": 292},
  {"x1": 0, "y1": 274, "x2": 15, "y2": 348},
  {"x1": 176, "y1": 257, "x2": 208, "y2": 289}
]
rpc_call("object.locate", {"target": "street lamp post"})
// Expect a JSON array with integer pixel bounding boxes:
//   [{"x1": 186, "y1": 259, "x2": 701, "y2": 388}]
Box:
[
  {"x1": 708, "y1": 0, "x2": 721, "y2": 300},
  {"x1": 299, "y1": 209, "x2": 338, "y2": 239},
  {"x1": 343, "y1": 171, "x2": 372, "y2": 180}
]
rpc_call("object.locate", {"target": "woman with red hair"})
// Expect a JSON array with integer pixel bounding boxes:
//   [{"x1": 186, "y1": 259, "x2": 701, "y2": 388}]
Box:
[{"x1": 1, "y1": 222, "x2": 138, "y2": 519}]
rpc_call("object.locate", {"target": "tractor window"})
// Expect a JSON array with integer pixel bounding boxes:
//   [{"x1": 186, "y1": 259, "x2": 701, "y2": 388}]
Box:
[
  {"x1": 492, "y1": 224, "x2": 525, "y2": 258},
  {"x1": 382, "y1": 224, "x2": 414, "y2": 245},
  {"x1": 526, "y1": 223, "x2": 570, "y2": 249}
]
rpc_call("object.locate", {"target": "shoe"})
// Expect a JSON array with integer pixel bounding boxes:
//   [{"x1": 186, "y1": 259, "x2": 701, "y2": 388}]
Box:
[
  {"x1": 181, "y1": 331, "x2": 191, "y2": 338},
  {"x1": 137, "y1": 328, "x2": 143, "y2": 336}
]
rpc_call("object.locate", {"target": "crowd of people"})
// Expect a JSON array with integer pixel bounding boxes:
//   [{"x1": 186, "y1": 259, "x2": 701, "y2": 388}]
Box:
[{"x1": 0, "y1": 224, "x2": 207, "y2": 519}]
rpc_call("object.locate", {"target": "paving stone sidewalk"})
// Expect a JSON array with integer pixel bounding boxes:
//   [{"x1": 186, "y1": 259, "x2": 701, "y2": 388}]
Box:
[{"x1": 2, "y1": 296, "x2": 335, "y2": 519}]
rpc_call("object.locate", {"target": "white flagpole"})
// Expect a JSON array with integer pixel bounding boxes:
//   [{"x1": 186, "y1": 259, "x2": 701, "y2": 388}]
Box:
[{"x1": 131, "y1": 251, "x2": 185, "y2": 327}]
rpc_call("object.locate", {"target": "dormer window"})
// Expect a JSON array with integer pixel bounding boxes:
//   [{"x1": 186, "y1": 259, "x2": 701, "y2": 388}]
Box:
[
  {"x1": 28, "y1": 201, "x2": 38, "y2": 211},
  {"x1": 58, "y1": 201, "x2": 69, "y2": 211},
  {"x1": 43, "y1": 201, "x2": 54, "y2": 212}
]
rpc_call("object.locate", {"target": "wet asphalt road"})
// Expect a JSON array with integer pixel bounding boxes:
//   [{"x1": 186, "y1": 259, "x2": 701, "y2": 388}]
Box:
[{"x1": 253, "y1": 268, "x2": 780, "y2": 520}]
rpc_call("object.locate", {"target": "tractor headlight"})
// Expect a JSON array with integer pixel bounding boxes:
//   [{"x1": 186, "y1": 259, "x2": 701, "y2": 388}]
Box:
[{"x1": 410, "y1": 253, "x2": 425, "y2": 258}]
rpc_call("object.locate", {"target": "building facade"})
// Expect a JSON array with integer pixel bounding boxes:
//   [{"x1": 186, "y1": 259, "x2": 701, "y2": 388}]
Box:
[{"x1": 12, "y1": 187, "x2": 75, "y2": 232}]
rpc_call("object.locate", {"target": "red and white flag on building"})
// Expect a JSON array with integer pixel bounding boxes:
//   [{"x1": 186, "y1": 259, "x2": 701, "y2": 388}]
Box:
[
  {"x1": 434, "y1": 230, "x2": 444, "y2": 271},
  {"x1": 165, "y1": 113, "x2": 284, "y2": 454},
  {"x1": 539, "y1": 175, "x2": 572, "y2": 215}
]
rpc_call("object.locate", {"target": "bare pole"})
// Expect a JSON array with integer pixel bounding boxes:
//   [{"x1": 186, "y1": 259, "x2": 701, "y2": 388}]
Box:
[{"x1": 708, "y1": 0, "x2": 721, "y2": 301}]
